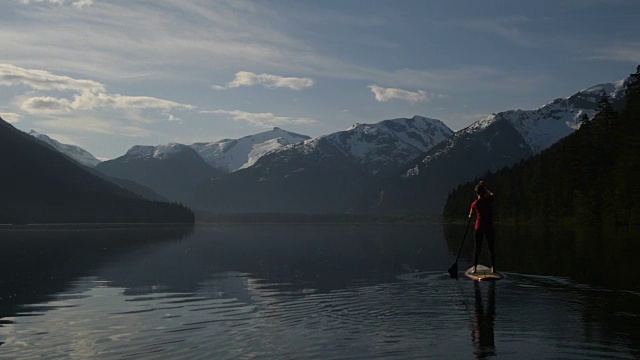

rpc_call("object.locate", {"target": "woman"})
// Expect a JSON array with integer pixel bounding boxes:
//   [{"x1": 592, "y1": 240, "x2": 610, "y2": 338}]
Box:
[{"x1": 469, "y1": 181, "x2": 496, "y2": 274}]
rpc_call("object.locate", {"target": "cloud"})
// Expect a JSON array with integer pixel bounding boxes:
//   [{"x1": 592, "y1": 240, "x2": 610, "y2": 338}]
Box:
[
  {"x1": 20, "y1": 96, "x2": 72, "y2": 114},
  {"x1": 0, "y1": 63, "x2": 104, "y2": 93},
  {"x1": 34, "y1": 115, "x2": 151, "y2": 137},
  {"x1": 71, "y1": 0, "x2": 93, "y2": 8},
  {"x1": 1, "y1": 1, "x2": 304, "y2": 80},
  {"x1": 19, "y1": 0, "x2": 94, "y2": 8},
  {"x1": 1, "y1": 64, "x2": 194, "y2": 119},
  {"x1": 459, "y1": 16, "x2": 536, "y2": 47},
  {"x1": 0, "y1": 112, "x2": 22, "y2": 123},
  {"x1": 167, "y1": 114, "x2": 181, "y2": 122},
  {"x1": 588, "y1": 43, "x2": 640, "y2": 63},
  {"x1": 0, "y1": 63, "x2": 194, "y2": 140},
  {"x1": 19, "y1": 0, "x2": 65, "y2": 4},
  {"x1": 0, "y1": 2, "x2": 545, "y2": 95},
  {"x1": 201, "y1": 109, "x2": 316, "y2": 127},
  {"x1": 368, "y1": 85, "x2": 430, "y2": 103},
  {"x1": 214, "y1": 71, "x2": 314, "y2": 90},
  {"x1": 19, "y1": 91, "x2": 194, "y2": 115}
]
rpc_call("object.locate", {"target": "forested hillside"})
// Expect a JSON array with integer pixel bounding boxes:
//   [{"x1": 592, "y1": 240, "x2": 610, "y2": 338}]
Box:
[
  {"x1": 443, "y1": 66, "x2": 640, "y2": 225},
  {"x1": 0, "y1": 118, "x2": 195, "y2": 224}
]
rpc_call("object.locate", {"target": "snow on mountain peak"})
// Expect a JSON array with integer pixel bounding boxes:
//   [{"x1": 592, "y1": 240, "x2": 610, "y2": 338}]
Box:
[
  {"x1": 506, "y1": 79, "x2": 626, "y2": 153},
  {"x1": 467, "y1": 114, "x2": 498, "y2": 131},
  {"x1": 125, "y1": 143, "x2": 191, "y2": 160},
  {"x1": 190, "y1": 127, "x2": 310, "y2": 172},
  {"x1": 28, "y1": 130, "x2": 102, "y2": 167},
  {"x1": 265, "y1": 115, "x2": 454, "y2": 175}
]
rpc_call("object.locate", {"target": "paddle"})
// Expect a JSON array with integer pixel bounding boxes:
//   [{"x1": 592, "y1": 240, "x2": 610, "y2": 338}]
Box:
[{"x1": 447, "y1": 216, "x2": 473, "y2": 279}]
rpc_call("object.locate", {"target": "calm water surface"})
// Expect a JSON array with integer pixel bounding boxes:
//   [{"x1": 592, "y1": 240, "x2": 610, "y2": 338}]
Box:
[{"x1": 0, "y1": 224, "x2": 638, "y2": 359}]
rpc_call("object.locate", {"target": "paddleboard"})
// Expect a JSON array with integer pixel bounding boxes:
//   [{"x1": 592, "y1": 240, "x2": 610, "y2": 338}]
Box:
[{"x1": 465, "y1": 265, "x2": 502, "y2": 281}]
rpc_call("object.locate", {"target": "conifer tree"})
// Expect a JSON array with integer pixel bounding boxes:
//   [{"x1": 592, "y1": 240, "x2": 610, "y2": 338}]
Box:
[
  {"x1": 591, "y1": 90, "x2": 619, "y2": 135},
  {"x1": 624, "y1": 65, "x2": 640, "y2": 118}
]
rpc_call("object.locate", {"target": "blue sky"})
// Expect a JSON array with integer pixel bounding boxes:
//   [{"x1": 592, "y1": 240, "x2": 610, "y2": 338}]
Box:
[{"x1": 1, "y1": 0, "x2": 639, "y2": 159}]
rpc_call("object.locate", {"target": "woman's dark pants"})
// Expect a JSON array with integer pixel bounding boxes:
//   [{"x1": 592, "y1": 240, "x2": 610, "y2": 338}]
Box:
[{"x1": 473, "y1": 228, "x2": 496, "y2": 269}]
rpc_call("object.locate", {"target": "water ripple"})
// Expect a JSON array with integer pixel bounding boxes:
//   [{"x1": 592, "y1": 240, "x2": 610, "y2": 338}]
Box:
[{"x1": 0, "y1": 272, "x2": 638, "y2": 359}]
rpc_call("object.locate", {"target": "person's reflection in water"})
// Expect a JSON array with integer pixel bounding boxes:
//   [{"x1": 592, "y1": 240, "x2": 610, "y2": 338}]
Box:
[{"x1": 472, "y1": 281, "x2": 496, "y2": 358}]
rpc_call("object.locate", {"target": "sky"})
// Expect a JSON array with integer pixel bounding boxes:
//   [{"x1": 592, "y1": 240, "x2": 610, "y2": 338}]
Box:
[{"x1": 1, "y1": 0, "x2": 639, "y2": 160}]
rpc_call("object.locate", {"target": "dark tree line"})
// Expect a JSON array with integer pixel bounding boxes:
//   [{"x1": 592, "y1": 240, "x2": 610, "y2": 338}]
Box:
[
  {"x1": 2, "y1": 193, "x2": 195, "y2": 224},
  {"x1": 443, "y1": 65, "x2": 640, "y2": 225}
]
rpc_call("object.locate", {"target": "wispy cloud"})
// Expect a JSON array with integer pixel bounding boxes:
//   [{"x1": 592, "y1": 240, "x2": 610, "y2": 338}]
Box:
[
  {"x1": 1, "y1": 1, "x2": 301, "y2": 80},
  {"x1": 19, "y1": 92, "x2": 193, "y2": 115},
  {"x1": 19, "y1": 0, "x2": 65, "y2": 5},
  {"x1": 2, "y1": 64, "x2": 193, "y2": 119},
  {"x1": 368, "y1": 85, "x2": 430, "y2": 103},
  {"x1": 0, "y1": 63, "x2": 104, "y2": 93},
  {"x1": 460, "y1": 16, "x2": 535, "y2": 47},
  {"x1": 0, "y1": 63, "x2": 195, "y2": 141},
  {"x1": 588, "y1": 42, "x2": 640, "y2": 63},
  {"x1": 34, "y1": 114, "x2": 152, "y2": 137},
  {"x1": 19, "y1": 0, "x2": 94, "y2": 9},
  {"x1": 0, "y1": 2, "x2": 546, "y2": 96},
  {"x1": 213, "y1": 71, "x2": 314, "y2": 90},
  {"x1": 201, "y1": 109, "x2": 316, "y2": 127},
  {"x1": 0, "y1": 112, "x2": 22, "y2": 123}
]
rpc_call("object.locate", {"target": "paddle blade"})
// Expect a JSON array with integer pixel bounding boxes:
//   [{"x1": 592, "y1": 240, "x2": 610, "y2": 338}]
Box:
[{"x1": 447, "y1": 263, "x2": 458, "y2": 279}]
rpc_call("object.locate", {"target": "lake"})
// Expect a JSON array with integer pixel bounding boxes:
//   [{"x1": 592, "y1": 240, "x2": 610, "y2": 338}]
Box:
[{"x1": 0, "y1": 223, "x2": 638, "y2": 359}]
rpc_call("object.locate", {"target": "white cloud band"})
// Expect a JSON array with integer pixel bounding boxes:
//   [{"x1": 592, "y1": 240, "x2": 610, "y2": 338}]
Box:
[
  {"x1": 0, "y1": 63, "x2": 105, "y2": 93},
  {"x1": 214, "y1": 71, "x2": 314, "y2": 90},
  {"x1": 19, "y1": 93, "x2": 194, "y2": 114},
  {"x1": 368, "y1": 85, "x2": 430, "y2": 103},
  {"x1": 19, "y1": 0, "x2": 94, "y2": 8},
  {"x1": 0, "y1": 64, "x2": 194, "y2": 117}
]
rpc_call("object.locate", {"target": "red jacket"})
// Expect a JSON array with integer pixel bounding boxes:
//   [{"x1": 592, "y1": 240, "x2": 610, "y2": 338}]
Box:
[{"x1": 471, "y1": 195, "x2": 494, "y2": 231}]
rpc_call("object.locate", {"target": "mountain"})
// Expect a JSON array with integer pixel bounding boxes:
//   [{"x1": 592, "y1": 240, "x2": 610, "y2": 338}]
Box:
[
  {"x1": 190, "y1": 127, "x2": 310, "y2": 172},
  {"x1": 443, "y1": 66, "x2": 640, "y2": 225},
  {"x1": 96, "y1": 143, "x2": 224, "y2": 203},
  {"x1": 0, "y1": 117, "x2": 194, "y2": 224},
  {"x1": 26, "y1": 130, "x2": 169, "y2": 202},
  {"x1": 369, "y1": 78, "x2": 630, "y2": 216},
  {"x1": 89, "y1": 171, "x2": 170, "y2": 203},
  {"x1": 28, "y1": 130, "x2": 102, "y2": 167},
  {"x1": 189, "y1": 116, "x2": 453, "y2": 214}
]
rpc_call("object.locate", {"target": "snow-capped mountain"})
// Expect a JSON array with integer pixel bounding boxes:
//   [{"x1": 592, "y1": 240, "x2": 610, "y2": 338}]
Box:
[
  {"x1": 190, "y1": 127, "x2": 310, "y2": 172},
  {"x1": 189, "y1": 116, "x2": 453, "y2": 214},
  {"x1": 483, "y1": 79, "x2": 626, "y2": 154},
  {"x1": 249, "y1": 115, "x2": 453, "y2": 176},
  {"x1": 96, "y1": 143, "x2": 223, "y2": 203},
  {"x1": 371, "y1": 78, "x2": 630, "y2": 215},
  {"x1": 28, "y1": 130, "x2": 101, "y2": 167},
  {"x1": 419, "y1": 79, "x2": 626, "y2": 172},
  {"x1": 315, "y1": 115, "x2": 453, "y2": 174},
  {"x1": 123, "y1": 143, "x2": 194, "y2": 160}
]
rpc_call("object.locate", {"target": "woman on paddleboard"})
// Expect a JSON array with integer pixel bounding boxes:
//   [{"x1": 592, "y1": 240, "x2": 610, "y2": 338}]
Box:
[{"x1": 469, "y1": 181, "x2": 496, "y2": 274}]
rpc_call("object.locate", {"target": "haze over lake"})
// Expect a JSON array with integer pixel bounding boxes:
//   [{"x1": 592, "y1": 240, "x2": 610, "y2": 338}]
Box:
[{"x1": 1, "y1": 224, "x2": 637, "y2": 359}]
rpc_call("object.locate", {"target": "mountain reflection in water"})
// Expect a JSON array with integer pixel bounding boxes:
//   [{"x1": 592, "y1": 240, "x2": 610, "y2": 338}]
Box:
[{"x1": 0, "y1": 223, "x2": 638, "y2": 359}]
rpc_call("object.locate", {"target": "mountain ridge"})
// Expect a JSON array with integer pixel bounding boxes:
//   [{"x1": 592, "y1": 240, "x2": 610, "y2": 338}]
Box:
[
  {"x1": 28, "y1": 130, "x2": 102, "y2": 167},
  {"x1": 190, "y1": 127, "x2": 310, "y2": 172},
  {"x1": 189, "y1": 115, "x2": 453, "y2": 214},
  {"x1": 96, "y1": 144, "x2": 223, "y2": 204},
  {"x1": 370, "y1": 76, "x2": 631, "y2": 216}
]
